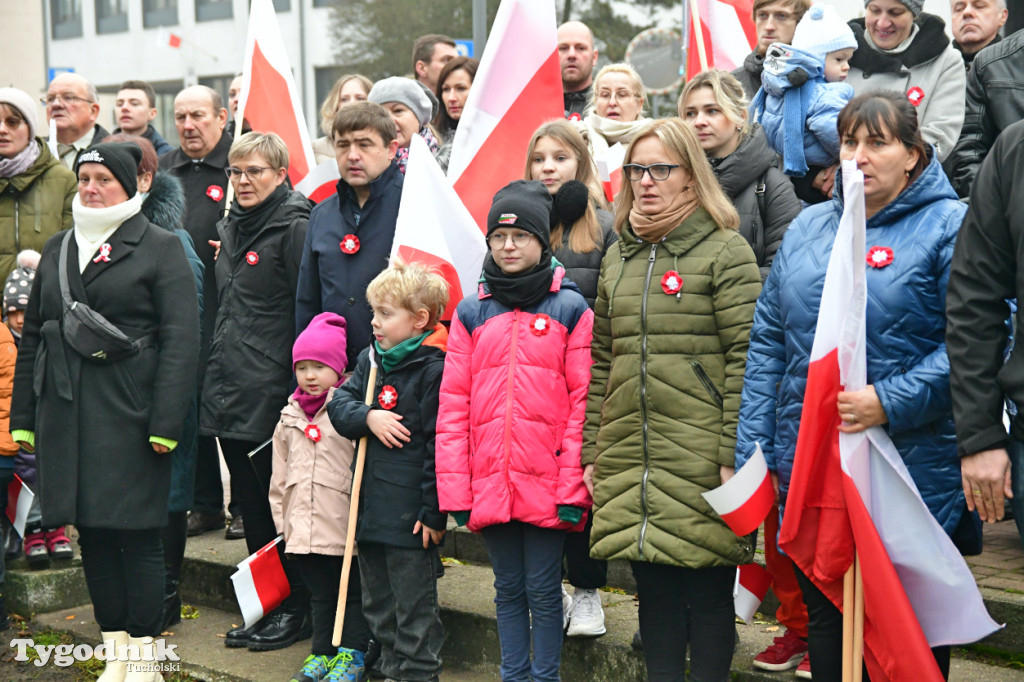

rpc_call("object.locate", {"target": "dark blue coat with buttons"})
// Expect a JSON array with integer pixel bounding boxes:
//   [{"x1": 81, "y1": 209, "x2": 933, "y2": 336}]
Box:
[
  {"x1": 295, "y1": 162, "x2": 403, "y2": 372},
  {"x1": 735, "y1": 152, "x2": 967, "y2": 534}
]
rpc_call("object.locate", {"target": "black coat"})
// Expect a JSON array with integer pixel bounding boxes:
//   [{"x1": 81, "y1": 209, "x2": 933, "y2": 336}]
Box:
[
  {"x1": 199, "y1": 189, "x2": 311, "y2": 441},
  {"x1": 328, "y1": 339, "x2": 448, "y2": 548},
  {"x1": 554, "y1": 207, "x2": 617, "y2": 308},
  {"x1": 158, "y1": 132, "x2": 232, "y2": 371},
  {"x1": 10, "y1": 213, "x2": 200, "y2": 529}
]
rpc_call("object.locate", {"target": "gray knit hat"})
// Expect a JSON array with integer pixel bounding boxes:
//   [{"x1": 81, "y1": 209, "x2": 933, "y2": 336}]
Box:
[
  {"x1": 866, "y1": 0, "x2": 922, "y2": 17},
  {"x1": 0, "y1": 87, "x2": 38, "y2": 139},
  {"x1": 368, "y1": 77, "x2": 433, "y2": 128}
]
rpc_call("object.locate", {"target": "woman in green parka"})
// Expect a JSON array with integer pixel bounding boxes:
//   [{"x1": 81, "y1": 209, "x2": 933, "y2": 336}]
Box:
[
  {"x1": 582, "y1": 118, "x2": 761, "y2": 682},
  {"x1": 0, "y1": 88, "x2": 75, "y2": 285}
]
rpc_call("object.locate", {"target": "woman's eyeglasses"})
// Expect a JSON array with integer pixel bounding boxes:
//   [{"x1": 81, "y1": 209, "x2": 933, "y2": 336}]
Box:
[
  {"x1": 623, "y1": 163, "x2": 680, "y2": 182},
  {"x1": 225, "y1": 167, "x2": 272, "y2": 181},
  {"x1": 487, "y1": 231, "x2": 534, "y2": 248}
]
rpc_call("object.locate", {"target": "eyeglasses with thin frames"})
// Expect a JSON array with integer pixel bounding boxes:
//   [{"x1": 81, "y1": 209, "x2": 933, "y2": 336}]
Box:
[
  {"x1": 487, "y1": 231, "x2": 534, "y2": 249},
  {"x1": 623, "y1": 163, "x2": 680, "y2": 182},
  {"x1": 225, "y1": 167, "x2": 272, "y2": 181},
  {"x1": 40, "y1": 94, "x2": 94, "y2": 107}
]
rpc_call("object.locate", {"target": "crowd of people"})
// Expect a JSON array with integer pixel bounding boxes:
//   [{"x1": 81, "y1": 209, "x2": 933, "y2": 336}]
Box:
[{"x1": 0, "y1": 1, "x2": 1022, "y2": 680}]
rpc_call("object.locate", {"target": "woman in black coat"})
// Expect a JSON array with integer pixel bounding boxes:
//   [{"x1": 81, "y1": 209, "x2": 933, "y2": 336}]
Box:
[
  {"x1": 10, "y1": 142, "x2": 200, "y2": 681},
  {"x1": 198, "y1": 132, "x2": 313, "y2": 651}
]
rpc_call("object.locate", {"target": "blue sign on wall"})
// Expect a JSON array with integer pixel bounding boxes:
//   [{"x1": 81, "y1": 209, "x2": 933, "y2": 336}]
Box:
[
  {"x1": 48, "y1": 67, "x2": 75, "y2": 83},
  {"x1": 455, "y1": 40, "x2": 473, "y2": 58}
]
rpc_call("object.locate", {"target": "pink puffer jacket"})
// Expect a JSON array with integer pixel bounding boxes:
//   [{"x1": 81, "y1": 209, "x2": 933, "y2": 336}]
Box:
[{"x1": 436, "y1": 269, "x2": 594, "y2": 532}]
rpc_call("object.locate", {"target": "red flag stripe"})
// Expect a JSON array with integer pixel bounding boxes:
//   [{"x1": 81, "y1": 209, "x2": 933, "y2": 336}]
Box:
[
  {"x1": 718, "y1": 472, "x2": 775, "y2": 536},
  {"x1": 246, "y1": 41, "x2": 310, "y2": 185}
]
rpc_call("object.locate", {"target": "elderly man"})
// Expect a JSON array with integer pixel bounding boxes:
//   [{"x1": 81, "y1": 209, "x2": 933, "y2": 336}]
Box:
[
  {"x1": 44, "y1": 73, "x2": 109, "y2": 169},
  {"x1": 158, "y1": 86, "x2": 241, "y2": 541},
  {"x1": 952, "y1": 0, "x2": 1008, "y2": 68},
  {"x1": 732, "y1": 0, "x2": 811, "y2": 98},
  {"x1": 411, "y1": 34, "x2": 458, "y2": 91},
  {"x1": 558, "y1": 21, "x2": 599, "y2": 120},
  {"x1": 112, "y1": 79, "x2": 172, "y2": 155}
]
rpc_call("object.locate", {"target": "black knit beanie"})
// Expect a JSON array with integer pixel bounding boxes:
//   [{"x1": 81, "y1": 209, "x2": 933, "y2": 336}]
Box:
[
  {"x1": 486, "y1": 180, "x2": 553, "y2": 250},
  {"x1": 74, "y1": 142, "x2": 142, "y2": 197}
]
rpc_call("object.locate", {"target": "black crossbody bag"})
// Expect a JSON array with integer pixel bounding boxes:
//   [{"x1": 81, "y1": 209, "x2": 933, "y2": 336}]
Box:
[{"x1": 58, "y1": 230, "x2": 153, "y2": 364}]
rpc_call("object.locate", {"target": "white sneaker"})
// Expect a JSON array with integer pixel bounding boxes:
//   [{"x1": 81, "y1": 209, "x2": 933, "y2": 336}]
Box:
[
  {"x1": 561, "y1": 583, "x2": 573, "y2": 630},
  {"x1": 566, "y1": 587, "x2": 606, "y2": 637}
]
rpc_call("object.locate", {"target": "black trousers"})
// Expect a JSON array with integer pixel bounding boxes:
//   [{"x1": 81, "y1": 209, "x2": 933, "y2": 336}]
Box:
[
  {"x1": 295, "y1": 553, "x2": 371, "y2": 656},
  {"x1": 192, "y1": 435, "x2": 240, "y2": 517},
  {"x1": 78, "y1": 526, "x2": 164, "y2": 637},
  {"x1": 219, "y1": 438, "x2": 308, "y2": 610},
  {"x1": 793, "y1": 566, "x2": 950, "y2": 681},
  {"x1": 631, "y1": 562, "x2": 736, "y2": 682},
  {"x1": 563, "y1": 513, "x2": 607, "y2": 589}
]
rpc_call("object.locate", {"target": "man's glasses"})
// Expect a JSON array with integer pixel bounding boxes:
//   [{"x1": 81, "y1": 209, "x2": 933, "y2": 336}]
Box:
[{"x1": 40, "y1": 94, "x2": 93, "y2": 107}]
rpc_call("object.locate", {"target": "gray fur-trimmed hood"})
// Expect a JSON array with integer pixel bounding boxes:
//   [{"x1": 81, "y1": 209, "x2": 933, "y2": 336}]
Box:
[{"x1": 142, "y1": 171, "x2": 186, "y2": 232}]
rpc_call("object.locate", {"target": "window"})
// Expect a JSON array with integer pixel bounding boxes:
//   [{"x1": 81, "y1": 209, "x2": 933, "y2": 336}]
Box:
[
  {"x1": 143, "y1": 0, "x2": 178, "y2": 28},
  {"x1": 313, "y1": 0, "x2": 335, "y2": 7},
  {"x1": 199, "y1": 74, "x2": 235, "y2": 115},
  {"x1": 315, "y1": 66, "x2": 346, "y2": 115},
  {"x1": 196, "y1": 0, "x2": 232, "y2": 22},
  {"x1": 96, "y1": 0, "x2": 128, "y2": 34},
  {"x1": 273, "y1": 0, "x2": 291, "y2": 10},
  {"x1": 50, "y1": 0, "x2": 82, "y2": 39}
]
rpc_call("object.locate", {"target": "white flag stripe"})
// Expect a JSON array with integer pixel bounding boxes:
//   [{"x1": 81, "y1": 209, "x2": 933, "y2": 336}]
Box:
[
  {"x1": 702, "y1": 442, "x2": 768, "y2": 515},
  {"x1": 734, "y1": 582, "x2": 763, "y2": 624},
  {"x1": 295, "y1": 159, "x2": 340, "y2": 197},
  {"x1": 229, "y1": 564, "x2": 264, "y2": 629}
]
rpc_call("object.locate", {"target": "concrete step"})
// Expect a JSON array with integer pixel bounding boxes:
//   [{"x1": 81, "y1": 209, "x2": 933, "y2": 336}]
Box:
[{"x1": 31, "y1": 560, "x2": 1024, "y2": 682}]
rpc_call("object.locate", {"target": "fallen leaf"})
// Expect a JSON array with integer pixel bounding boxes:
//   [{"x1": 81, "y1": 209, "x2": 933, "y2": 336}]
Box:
[
  {"x1": 65, "y1": 615, "x2": 76, "y2": 620},
  {"x1": 216, "y1": 633, "x2": 227, "y2": 638},
  {"x1": 765, "y1": 625, "x2": 779, "y2": 632},
  {"x1": 160, "y1": 631, "x2": 173, "y2": 637},
  {"x1": 231, "y1": 623, "x2": 239, "y2": 629}
]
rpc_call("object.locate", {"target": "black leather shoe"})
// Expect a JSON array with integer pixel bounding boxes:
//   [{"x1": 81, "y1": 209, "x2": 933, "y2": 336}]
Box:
[
  {"x1": 3, "y1": 524, "x2": 20, "y2": 561},
  {"x1": 186, "y1": 511, "x2": 226, "y2": 537},
  {"x1": 225, "y1": 515, "x2": 245, "y2": 540},
  {"x1": 246, "y1": 610, "x2": 312, "y2": 651},
  {"x1": 162, "y1": 588, "x2": 181, "y2": 632},
  {"x1": 225, "y1": 619, "x2": 266, "y2": 648}
]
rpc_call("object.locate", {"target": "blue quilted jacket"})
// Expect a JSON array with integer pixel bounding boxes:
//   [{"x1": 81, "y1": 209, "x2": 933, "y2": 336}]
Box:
[{"x1": 735, "y1": 151, "x2": 967, "y2": 534}]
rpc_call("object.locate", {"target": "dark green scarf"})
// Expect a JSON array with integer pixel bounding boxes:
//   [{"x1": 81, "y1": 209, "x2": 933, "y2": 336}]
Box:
[{"x1": 373, "y1": 330, "x2": 430, "y2": 373}]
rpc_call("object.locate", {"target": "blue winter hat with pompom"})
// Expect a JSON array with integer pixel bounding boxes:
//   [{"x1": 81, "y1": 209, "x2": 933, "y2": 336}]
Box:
[{"x1": 792, "y1": 4, "x2": 858, "y2": 63}]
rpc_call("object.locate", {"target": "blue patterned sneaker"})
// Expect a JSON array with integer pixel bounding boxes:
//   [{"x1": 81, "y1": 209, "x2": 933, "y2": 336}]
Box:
[
  {"x1": 325, "y1": 648, "x2": 366, "y2": 682},
  {"x1": 290, "y1": 653, "x2": 332, "y2": 682}
]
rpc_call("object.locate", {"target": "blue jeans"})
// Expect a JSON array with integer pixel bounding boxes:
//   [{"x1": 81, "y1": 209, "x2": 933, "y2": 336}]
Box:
[
  {"x1": 1009, "y1": 438, "x2": 1024, "y2": 548},
  {"x1": 481, "y1": 522, "x2": 565, "y2": 682}
]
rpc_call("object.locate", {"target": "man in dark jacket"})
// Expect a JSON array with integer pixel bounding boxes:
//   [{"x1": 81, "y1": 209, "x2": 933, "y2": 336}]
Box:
[
  {"x1": 296, "y1": 102, "x2": 402, "y2": 372},
  {"x1": 159, "y1": 85, "x2": 237, "y2": 538},
  {"x1": 947, "y1": 118, "x2": 1024, "y2": 549},
  {"x1": 558, "y1": 21, "x2": 598, "y2": 120},
  {"x1": 732, "y1": 0, "x2": 810, "y2": 98},
  {"x1": 947, "y1": 28, "x2": 1024, "y2": 197},
  {"x1": 951, "y1": 0, "x2": 1007, "y2": 69},
  {"x1": 113, "y1": 80, "x2": 173, "y2": 156}
]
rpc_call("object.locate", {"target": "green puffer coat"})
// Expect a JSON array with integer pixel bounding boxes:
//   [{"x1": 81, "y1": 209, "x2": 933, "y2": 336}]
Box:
[
  {"x1": 0, "y1": 140, "x2": 75, "y2": 282},
  {"x1": 583, "y1": 207, "x2": 760, "y2": 568}
]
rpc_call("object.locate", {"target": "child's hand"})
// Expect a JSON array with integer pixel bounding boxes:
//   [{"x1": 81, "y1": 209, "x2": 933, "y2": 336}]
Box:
[
  {"x1": 813, "y1": 164, "x2": 839, "y2": 198},
  {"x1": 413, "y1": 520, "x2": 446, "y2": 548},
  {"x1": 366, "y1": 410, "x2": 411, "y2": 448}
]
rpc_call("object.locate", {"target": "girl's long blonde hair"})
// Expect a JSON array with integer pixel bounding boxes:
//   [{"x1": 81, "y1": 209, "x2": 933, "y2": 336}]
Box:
[
  {"x1": 614, "y1": 119, "x2": 740, "y2": 234},
  {"x1": 523, "y1": 119, "x2": 609, "y2": 253}
]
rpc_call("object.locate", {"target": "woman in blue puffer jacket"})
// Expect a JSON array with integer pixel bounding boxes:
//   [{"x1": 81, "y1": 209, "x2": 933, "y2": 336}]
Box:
[{"x1": 735, "y1": 91, "x2": 973, "y2": 681}]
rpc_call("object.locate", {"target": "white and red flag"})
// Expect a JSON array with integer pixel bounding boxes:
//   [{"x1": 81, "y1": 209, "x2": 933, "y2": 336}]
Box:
[
  {"x1": 391, "y1": 135, "x2": 488, "y2": 321},
  {"x1": 238, "y1": 0, "x2": 317, "y2": 193},
  {"x1": 295, "y1": 160, "x2": 341, "y2": 205},
  {"x1": 157, "y1": 28, "x2": 182, "y2": 49},
  {"x1": 779, "y1": 161, "x2": 999, "y2": 680},
  {"x1": 230, "y1": 535, "x2": 290, "y2": 628},
  {"x1": 686, "y1": 0, "x2": 756, "y2": 76},
  {"x1": 5, "y1": 474, "x2": 34, "y2": 537},
  {"x1": 596, "y1": 143, "x2": 625, "y2": 204},
  {"x1": 734, "y1": 562, "x2": 772, "y2": 623},
  {"x1": 448, "y1": 0, "x2": 563, "y2": 231},
  {"x1": 702, "y1": 442, "x2": 774, "y2": 536}
]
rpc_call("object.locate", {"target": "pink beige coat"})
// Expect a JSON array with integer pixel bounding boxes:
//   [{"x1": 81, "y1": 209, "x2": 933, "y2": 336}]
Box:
[{"x1": 270, "y1": 386, "x2": 356, "y2": 556}]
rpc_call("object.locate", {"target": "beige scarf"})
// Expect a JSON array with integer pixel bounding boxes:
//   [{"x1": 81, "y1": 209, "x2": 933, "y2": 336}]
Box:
[{"x1": 629, "y1": 186, "x2": 699, "y2": 243}]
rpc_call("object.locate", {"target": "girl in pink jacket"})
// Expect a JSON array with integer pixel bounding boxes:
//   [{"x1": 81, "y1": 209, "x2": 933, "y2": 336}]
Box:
[{"x1": 436, "y1": 180, "x2": 593, "y2": 682}]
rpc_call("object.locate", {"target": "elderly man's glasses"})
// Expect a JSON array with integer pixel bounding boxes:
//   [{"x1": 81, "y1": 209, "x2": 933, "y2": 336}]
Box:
[{"x1": 40, "y1": 94, "x2": 93, "y2": 107}]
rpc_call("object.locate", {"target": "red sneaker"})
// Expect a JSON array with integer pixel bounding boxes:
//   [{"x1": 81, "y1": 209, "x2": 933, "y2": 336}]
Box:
[
  {"x1": 752, "y1": 629, "x2": 808, "y2": 671},
  {"x1": 795, "y1": 653, "x2": 812, "y2": 679}
]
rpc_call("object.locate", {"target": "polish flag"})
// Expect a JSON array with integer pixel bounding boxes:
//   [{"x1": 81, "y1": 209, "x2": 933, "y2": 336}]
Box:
[
  {"x1": 5, "y1": 474, "x2": 34, "y2": 537},
  {"x1": 230, "y1": 536, "x2": 290, "y2": 628},
  {"x1": 686, "y1": 0, "x2": 757, "y2": 76},
  {"x1": 295, "y1": 159, "x2": 341, "y2": 205},
  {"x1": 779, "y1": 161, "x2": 999, "y2": 680},
  {"x1": 734, "y1": 562, "x2": 772, "y2": 623},
  {"x1": 392, "y1": 135, "x2": 488, "y2": 321},
  {"x1": 158, "y1": 28, "x2": 182, "y2": 49},
  {"x1": 596, "y1": 143, "x2": 625, "y2": 204},
  {"x1": 238, "y1": 0, "x2": 316, "y2": 190},
  {"x1": 448, "y1": 0, "x2": 563, "y2": 230},
  {"x1": 702, "y1": 442, "x2": 774, "y2": 536}
]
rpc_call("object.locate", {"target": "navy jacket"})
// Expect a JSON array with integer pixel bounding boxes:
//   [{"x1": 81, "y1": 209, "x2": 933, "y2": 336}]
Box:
[
  {"x1": 736, "y1": 151, "x2": 967, "y2": 534},
  {"x1": 295, "y1": 163, "x2": 403, "y2": 371}
]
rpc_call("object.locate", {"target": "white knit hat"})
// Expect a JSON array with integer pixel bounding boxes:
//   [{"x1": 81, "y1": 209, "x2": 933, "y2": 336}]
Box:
[
  {"x1": 0, "y1": 87, "x2": 38, "y2": 139},
  {"x1": 792, "y1": 4, "x2": 858, "y2": 64}
]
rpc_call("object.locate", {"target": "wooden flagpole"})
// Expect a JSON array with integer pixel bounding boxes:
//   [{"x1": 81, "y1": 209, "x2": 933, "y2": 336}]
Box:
[{"x1": 689, "y1": 0, "x2": 709, "y2": 72}]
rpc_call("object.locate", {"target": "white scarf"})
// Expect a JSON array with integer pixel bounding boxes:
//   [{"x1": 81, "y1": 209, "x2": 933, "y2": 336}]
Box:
[
  {"x1": 71, "y1": 192, "x2": 143, "y2": 273},
  {"x1": 584, "y1": 113, "x2": 653, "y2": 159}
]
